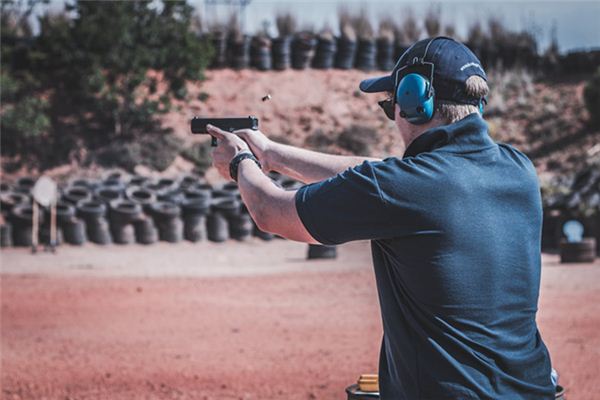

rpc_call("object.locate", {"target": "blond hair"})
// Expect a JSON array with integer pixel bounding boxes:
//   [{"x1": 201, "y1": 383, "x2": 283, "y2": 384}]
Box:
[{"x1": 436, "y1": 76, "x2": 489, "y2": 123}]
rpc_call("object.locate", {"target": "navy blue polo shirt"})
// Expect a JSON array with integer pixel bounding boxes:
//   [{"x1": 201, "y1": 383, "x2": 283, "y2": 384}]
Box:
[{"x1": 295, "y1": 113, "x2": 554, "y2": 399}]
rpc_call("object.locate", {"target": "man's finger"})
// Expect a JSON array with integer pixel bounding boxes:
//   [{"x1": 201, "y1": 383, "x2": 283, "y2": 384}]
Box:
[
  {"x1": 206, "y1": 124, "x2": 226, "y2": 139},
  {"x1": 232, "y1": 128, "x2": 252, "y2": 140}
]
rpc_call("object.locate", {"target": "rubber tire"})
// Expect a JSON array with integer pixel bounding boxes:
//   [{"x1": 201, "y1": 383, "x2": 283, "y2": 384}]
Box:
[
  {"x1": 1, "y1": 191, "x2": 30, "y2": 214},
  {"x1": 133, "y1": 217, "x2": 158, "y2": 245},
  {"x1": 156, "y1": 218, "x2": 183, "y2": 243},
  {"x1": 307, "y1": 244, "x2": 338, "y2": 260},
  {"x1": 62, "y1": 186, "x2": 92, "y2": 205},
  {"x1": 62, "y1": 218, "x2": 87, "y2": 245},
  {"x1": 94, "y1": 187, "x2": 122, "y2": 204},
  {"x1": 49, "y1": 201, "x2": 76, "y2": 226},
  {"x1": 560, "y1": 238, "x2": 596, "y2": 263},
  {"x1": 110, "y1": 222, "x2": 135, "y2": 245},
  {"x1": 12, "y1": 225, "x2": 33, "y2": 247},
  {"x1": 228, "y1": 212, "x2": 253, "y2": 241},
  {"x1": 77, "y1": 200, "x2": 107, "y2": 220},
  {"x1": 109, "y1": 199, "x2": 143, "y2": 225},
  {"x1": 254, "y1": 223, "x2": 274, "y2": 241},
  {"x1": 9, "y1": 204, "x2": 40, "y2": 228},
  {"x1": 183, "y1": 214, "x2": 206, "y2": 242},
  {"x1": 207, "y1": 212, "x2": 229, "y2": 242},
  {"x1": 125, "y1": 187, "x2": 156, "y2": 208},
  {"x1": 1, "y1": 224, "x2": 13, "y2": 247},
  {"x1": 86, "y1": 218, "x2": 112, "y2": 245}
]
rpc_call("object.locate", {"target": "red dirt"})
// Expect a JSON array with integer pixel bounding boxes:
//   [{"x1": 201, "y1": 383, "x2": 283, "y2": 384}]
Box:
[{"x1": 1, "y1": 241, "x2": 599, "y2": 400}]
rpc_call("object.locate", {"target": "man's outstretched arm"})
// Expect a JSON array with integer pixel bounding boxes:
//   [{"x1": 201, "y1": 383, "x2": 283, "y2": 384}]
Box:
[
  {"x1": 234, "y1": 129, "x2": 380, "y2": 184},
  {"x1": 206, "y1": 124, "x2": 319, "y2": 243}
]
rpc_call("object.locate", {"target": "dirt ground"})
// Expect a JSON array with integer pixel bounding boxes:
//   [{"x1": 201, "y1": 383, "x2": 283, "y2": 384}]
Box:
[{"x1": 1, "y1": 240, "x2": 599, "y2": 400}]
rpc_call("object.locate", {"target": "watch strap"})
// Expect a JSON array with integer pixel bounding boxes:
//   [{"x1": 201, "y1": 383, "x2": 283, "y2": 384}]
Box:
[{"x1": 229, "y1": 152, "x2": 261, "y2": 182}]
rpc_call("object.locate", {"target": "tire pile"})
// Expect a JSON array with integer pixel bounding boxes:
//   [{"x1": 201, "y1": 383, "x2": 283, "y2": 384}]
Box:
[
  {"x1": 541, "y1": 164, "x2": 600, "y2": 256},
  {"x1": 0, "y1": 172, "x2": 311, "y2": 249}
]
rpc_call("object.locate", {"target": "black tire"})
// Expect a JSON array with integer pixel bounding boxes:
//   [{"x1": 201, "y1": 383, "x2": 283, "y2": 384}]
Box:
[
  {"x1": 109, "y1": 199, "x2": 143, "y2": 225},
  {"x1": 179, "y1": 175, "x2": 203, "y2": 190},
  {"x1": 157, "y1": 189, "x2": 184, "y2": 205},
  {"x1": 12, "y1": 225, "x2": 33, "y2": 247},
  {"x1": 15, "y1": 176, "x2": 36, "y2": 194},
  {"x1": 150, "y1": 202, "x2": 182, "y2": 243},
  {"x1": 133, "y1": 217, "x2": 158, "y2": 245},
  {"x1": 87, "y1": 218, "x2": 112, "y2": 245},
  {"x1": 212, "y1": 198, "x2": 240, "y2": 219},
  {"x1": 62, "y1": 218, "x2": 87, "y2": 245},
  {"x1": 129, "y1": 175, "x2": 149, "y2": 187},
  {"x1": 62, "y1": 186, "x2": 93, "y2": 205},
  {"x1": 9, "y1": 204, "x2": 39, "y2": 228},
  {"x1": 1, "y1": 191, "x2": 30, "y2": 214},
  {"x1": 110, "y1": 222, "x2": 135, "y2": 245},
  {"x1": 48, "y1": 201, "x2": 76, "y2": 226},
  {"x1": 94, "y1": 186, "x2": 122, "y2": 204},
  {"x1": 560, "y1": 238, "x2": 596, "y2": 263},
  {"x1": 157, "y1": 218, "x2": 183, "y2": 243},
  {"x1": 206, "y1": 212, "x2": 228, "y2": 242},
  {"x1": 222, "y1": 182, "x2": 240, "y2": 197},
  {"x1": 307, "y1": 244, "x2": 337, "y2": 260},
  {"x1": 254, "y1": 223, "x2": 274, "y2": 241},
  {"x1": 183, "y1": 214, "x2": 206, "y2": 242},
  {"x1": 280, "y1": 179, "x2": 303, "y2": 191},
  {"x1": 77, "y1": 200, "x2": 107, "y2": 220},
  {"x1": 181, "y1": 191, "x2": 211, "y2": 216},
  {"x1": 39, "y1": 224, "x2": 63, "y2": 246},
  {"x1": 157, "y1": 178, "x2": 178, "y2": 192},
  {"x1": 229, "y1": 212, "x2": 253, "y2": 241},
  {"x1": 0, "y1": 182, "x2": 12, "y2": 193},
  {"x1": 150, "y1": 201, "x2": 181, "y2": 221},
  {"x1": 125, "y1": 187, "x2": 157, "y2": 208},
  {"x1": 69, "y1": 178, "x2": 100, "y2": 190},
  {"x1": 1, "y1": 224, "x2": 13, "y2": 247}
]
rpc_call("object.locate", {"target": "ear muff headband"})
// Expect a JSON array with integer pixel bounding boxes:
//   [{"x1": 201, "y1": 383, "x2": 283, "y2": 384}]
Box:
[{"x1": 394, "y1": 37, "x2": 441, "y2": 125}]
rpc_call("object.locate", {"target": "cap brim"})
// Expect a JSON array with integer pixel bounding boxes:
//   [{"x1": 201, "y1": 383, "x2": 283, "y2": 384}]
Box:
[{"x1": 359, "y1": 75, "x2": 394, "y2": 93}]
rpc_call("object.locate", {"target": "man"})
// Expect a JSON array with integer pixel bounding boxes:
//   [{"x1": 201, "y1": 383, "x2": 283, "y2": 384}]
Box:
[{"x1": 207, "y1": 37, "x2": 554, "y2": 399}]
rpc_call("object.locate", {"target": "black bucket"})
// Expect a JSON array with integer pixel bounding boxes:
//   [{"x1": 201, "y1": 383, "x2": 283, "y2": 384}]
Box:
[
  {"x1": 335, "y1": 37, "x2": 357, "y2": 69},
  {"x1": 228, "y1": 35, "x2": 251, "y2": 70},
  {"x1": 313, "y1": 37, "x2": 337, "y2": 69},
  {"x1": 307, "y1": 244, "x2": 337, "y2": 260},
  {"x1": 377, "y1": 38, "x2": 395, "y2": 71},
  {"x1": 355, "y1": 39, "x2": 377, "y2": 71},
  {"x1": 210, "y1": 31, "x2": 228, "y2": 68},
  {"x1": 272, "y1": 36, "x2": 292, "y2": 70},
  {"x1": 291, "y1": 33, "x2": 316, "y2": 70},
  {"x1": 251, "y1": 36, "x2": 272, "y2": 71}
]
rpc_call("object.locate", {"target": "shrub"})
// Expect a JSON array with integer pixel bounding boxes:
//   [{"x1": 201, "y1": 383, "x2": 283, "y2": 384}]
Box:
[
  {"x1": 336, "y1": 125, "x2": 378, "y2": 156},
  {"x1": 94, "y1": 134, "x2": 184, "y2": 172},
  {"x1": 180, "y1": 141, "x2": 213, "y2": 175},
  {"x1": 583, "y1": 67, "x2": 600, "y2": 128}
]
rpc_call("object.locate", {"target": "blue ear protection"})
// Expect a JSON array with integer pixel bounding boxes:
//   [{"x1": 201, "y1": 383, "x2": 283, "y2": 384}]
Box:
[
  {"x1": 396, "y1": 73, "x2": 435, "y2": 125},
  {"x1": 394, "y1": 38, "x2": 439, "y2": 125}
]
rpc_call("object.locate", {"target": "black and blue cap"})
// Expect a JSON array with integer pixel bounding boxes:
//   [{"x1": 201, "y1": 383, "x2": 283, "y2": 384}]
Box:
[{"x1": 359, "y1": 36, "x2": 487, "y2": 106}]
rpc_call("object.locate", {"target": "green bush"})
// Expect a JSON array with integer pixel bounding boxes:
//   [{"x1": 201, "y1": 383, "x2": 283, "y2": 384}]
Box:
[
  {"x1": 180, "y1": 141, "x2": 213, "y2": 175},
  {"x1": 583, "y1": 67, "x2": 600, "y2": 128},
  {"x1": 337, "y1": 125, "x2": 378, "y2": 156},
  {"x1": 94, "y1": 134, "x2": 184, "y2": 172}
]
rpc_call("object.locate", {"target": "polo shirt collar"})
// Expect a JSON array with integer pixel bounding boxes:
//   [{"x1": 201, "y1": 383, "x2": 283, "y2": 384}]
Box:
[{"x1": 403, "y1": 113, "x2": 494, "y2": 158}]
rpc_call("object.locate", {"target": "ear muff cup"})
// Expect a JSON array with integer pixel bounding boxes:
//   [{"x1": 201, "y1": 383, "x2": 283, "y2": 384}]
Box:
[{"x1": 396, "y1": 73, "x2": 435, "y2": 125}]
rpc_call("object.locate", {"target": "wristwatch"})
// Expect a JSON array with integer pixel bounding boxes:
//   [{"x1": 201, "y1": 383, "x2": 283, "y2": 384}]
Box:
[{"x1": 229, "y1": 151, "x2": 262, "y2": 182}]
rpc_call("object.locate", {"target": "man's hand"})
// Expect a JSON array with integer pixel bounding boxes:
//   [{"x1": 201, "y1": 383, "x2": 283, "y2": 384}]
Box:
[
  {"x1": 231, "y1": 128, "x2": 274, "y2": 172},
  {"x1": 206, "y1": 124, "x2": 251, "y2": 180}
]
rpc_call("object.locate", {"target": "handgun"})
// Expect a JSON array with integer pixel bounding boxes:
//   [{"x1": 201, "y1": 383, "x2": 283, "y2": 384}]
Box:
[{"x1": 191, "y1": 116, "x2": 259, "y2": 146}]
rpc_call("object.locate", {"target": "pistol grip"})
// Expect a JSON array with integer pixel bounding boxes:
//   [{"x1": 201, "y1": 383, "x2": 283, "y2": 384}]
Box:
[{"x1": 211, "y1": 137, "x2": 218, "y2": 147}]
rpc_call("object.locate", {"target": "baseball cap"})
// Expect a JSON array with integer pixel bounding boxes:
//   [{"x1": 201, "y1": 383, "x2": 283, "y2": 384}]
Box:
[{"x1": 359, "y1": 36, "x2": 487, "y2": 106}]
